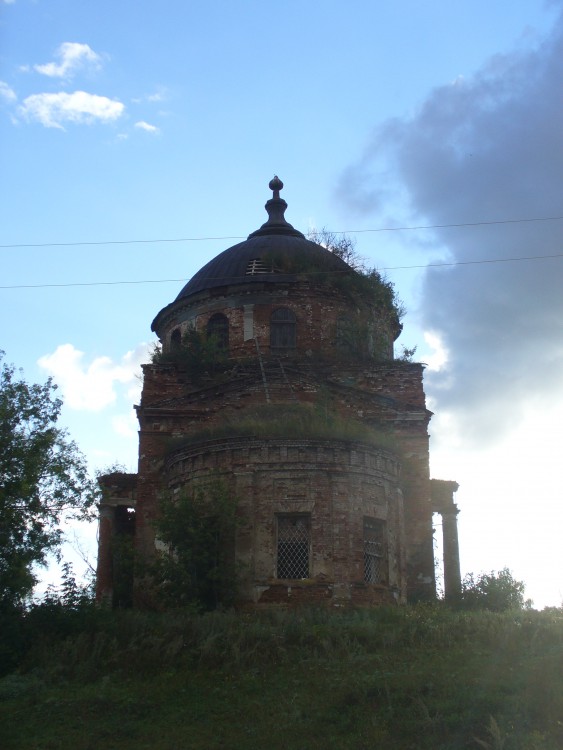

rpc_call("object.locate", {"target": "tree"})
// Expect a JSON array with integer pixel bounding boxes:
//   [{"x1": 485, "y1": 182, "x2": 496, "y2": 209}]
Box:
[
  {"x1": 151, "y1": 478, "x2": 238, "y2": 610},
  {"x1": 0, "y1": 353, "x2": 95, "y2": 610},
  {"x1": 459, "y1": 568, "x2": 532, "y2": 611}
]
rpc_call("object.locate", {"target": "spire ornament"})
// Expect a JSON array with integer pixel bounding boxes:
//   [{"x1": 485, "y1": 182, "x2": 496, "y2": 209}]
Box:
[
  {"x1": 269, "y1": 175, "x2": 283, "y2": 199},
  {"x1": 248, "y1": 176, "x2": 305, "y2": 239}
]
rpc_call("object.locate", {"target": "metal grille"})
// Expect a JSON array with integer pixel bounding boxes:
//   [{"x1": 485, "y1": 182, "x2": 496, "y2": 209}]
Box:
[
  {"x1": 277, "y1": 515, "x2": 310, "y2": 579},
  {"x1": 270, "y1": 307, "x2": 296, "y2": 349},
  {"x1": 206, "y1": 313, "x2": 229, "y2": 349},
  {"x1": 364, "y1": 519, "x2": 386, "y2": 584}
]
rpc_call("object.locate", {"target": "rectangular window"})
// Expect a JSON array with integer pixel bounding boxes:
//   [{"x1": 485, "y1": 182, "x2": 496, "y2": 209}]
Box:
[
  {"x1": 364, "y1": 518, "x2": 387, "y2": 584},
  {"x1": 277, "y1": 515, "x2": 310, "y2": 579}
]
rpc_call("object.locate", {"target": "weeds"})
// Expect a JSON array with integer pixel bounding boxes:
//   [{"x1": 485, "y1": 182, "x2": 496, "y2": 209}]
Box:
[
  {"x1": 167, "y1": 402, "x2": 397, "y2": 454},
  {"x1": 1, "y1": 605, "x2": 562, "y2": 749}
]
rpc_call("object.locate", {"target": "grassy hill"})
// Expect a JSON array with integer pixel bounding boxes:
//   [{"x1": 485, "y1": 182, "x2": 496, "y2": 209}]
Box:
[{"x1": 1, "y1": 605, "x2": 562, "y2": 749}]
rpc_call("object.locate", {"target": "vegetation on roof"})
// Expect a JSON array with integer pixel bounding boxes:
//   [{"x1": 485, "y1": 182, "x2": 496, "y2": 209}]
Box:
[
  {"x1": 260, "y1": 229, "x2": 405, "y2": 323},
  {"x1": 166, "y1": 402, "x2": 397, "y2": 455}
]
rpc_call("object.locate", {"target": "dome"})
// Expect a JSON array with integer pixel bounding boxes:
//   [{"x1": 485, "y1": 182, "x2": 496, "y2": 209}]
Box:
[
  {"x1": 175, "y1": 176, "x2": 352, "y2": 300},
  {"x1": 176, "y1": 234, "x2": 351, "y2": 299}
]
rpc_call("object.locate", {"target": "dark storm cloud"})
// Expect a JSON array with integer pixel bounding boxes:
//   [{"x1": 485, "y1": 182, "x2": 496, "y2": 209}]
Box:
[{"x1": 339, "y1": 11, "x2": 563, "y2": 444}]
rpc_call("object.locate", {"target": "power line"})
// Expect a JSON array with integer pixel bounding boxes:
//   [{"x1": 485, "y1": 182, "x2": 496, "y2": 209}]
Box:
[
  {"x1": 2, "y1": 214, "x2": 563, "y2": 250},
  {"x1": 2, "y1": 251, "x2": 563, "y2": 290},
  {"x1": 347, "y1": 215, "x2": 563, "y2": 234},
  {"x1": 0, "y1": 278, "x2": 191, "y2": 290},
  {"x1": 0, "y1": 236, "x2": 246, "y2": 249},
  {"x1": 385, "y1": 251, "x2": 563, "y2": 271}
]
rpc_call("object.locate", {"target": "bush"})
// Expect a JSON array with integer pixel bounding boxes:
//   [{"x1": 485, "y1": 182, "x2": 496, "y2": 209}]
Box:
[
  {"x1": 459, "y1": 568, "x2": 532, "y2": 612},
  {"x1": 151, "y1": 478, "x2": 239, "y2": 611},
  {"x1": 0, "y1": 562, "x2": 99, "y2": 676}
]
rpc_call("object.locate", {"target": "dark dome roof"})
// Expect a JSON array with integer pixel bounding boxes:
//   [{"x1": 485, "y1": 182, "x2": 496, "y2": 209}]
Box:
[
  {"x1": 176, "y1": 234, "x2": 350, "y2": 299},
  {"x1": 175, "y1": 177, "x2": 352, "y2": 300}
]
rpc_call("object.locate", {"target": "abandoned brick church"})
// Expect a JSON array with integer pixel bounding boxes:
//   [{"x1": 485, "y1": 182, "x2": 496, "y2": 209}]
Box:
[{"x1": 96, "y1": 177, "x2": 461, "y2": 607}]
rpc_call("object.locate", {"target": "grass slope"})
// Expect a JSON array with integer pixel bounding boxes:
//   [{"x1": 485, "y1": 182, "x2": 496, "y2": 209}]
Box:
[{"x1": 1, "y1": 605, "x2": 562, "y2": 749}]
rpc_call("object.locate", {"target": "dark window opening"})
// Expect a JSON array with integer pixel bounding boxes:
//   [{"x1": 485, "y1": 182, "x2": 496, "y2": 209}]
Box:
[
  {"x1": 364, "y1": 518, "x2": 387, "y2": 585},
  {"x1": 170, "y1": 328, "x2": 182, "y2": 351},
  {"x1": 336, "y1": 315, "x2": 354, "y2": 351},
  {"x1": 112, "y1": 506, "x2": 136, "y2": 608},
  {"x1": 277, "y1": 515, "x2": 310, "y2": 579},
  {"x1": 270, "y1": 307, "x2": 296, "y2": 350},
  {"x1": 206, "y1": 313, "x2": 229, "y2": 350},
  {"x1": 246, "y1": 258, "x2": 279, "y2": 275}
]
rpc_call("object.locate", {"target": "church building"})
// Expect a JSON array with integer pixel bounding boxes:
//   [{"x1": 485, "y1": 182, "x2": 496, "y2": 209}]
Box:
[{"x1": 96, "y1": 177, "x2": 460, "y2": 608}]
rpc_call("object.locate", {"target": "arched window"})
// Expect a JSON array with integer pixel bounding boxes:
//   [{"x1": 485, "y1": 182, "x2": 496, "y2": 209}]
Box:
[
  {"x1": 206, "y1": 313, "x2": 229, "y2": 350},
  {"x1": 170, "y1": 328, "x2": 181, "y2": 351},
  {"x1": 270, "y1": 307, "x2": 296, "y2": 350}
]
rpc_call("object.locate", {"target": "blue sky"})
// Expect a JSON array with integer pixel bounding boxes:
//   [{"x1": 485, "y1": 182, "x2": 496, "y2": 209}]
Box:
[{"x1": 1, "y1": 0, "x2": 562, "y2": 607}]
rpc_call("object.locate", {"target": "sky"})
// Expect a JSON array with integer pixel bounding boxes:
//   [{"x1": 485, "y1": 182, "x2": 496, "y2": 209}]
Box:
[{"x1": 1, "y1": 0, "x2": 562, "y2": 608}]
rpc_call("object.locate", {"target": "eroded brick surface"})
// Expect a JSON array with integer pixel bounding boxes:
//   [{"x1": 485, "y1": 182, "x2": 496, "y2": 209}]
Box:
[{"x1": 96, "y1": 206, "x2": 458, "y2": 607}]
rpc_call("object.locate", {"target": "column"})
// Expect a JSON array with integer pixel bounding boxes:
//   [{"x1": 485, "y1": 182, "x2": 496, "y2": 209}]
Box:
[
  {"x1": 442, "y1": 506, "x2": 461, "y2": 600},
  {"x1": 95, "y1": 504, "x2": 115, "y2": 603}
]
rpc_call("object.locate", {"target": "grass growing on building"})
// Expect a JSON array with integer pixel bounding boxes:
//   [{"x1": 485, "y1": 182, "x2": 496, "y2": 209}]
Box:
[{"x1": 166, "y1": 402, "x2": 398, "y2": 455}]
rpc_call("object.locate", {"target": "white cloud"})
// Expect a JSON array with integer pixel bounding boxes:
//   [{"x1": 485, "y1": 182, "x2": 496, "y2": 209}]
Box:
[
  {"x1": 147, "y1": 88, "x2": 167, "y2": 102},
  {"x1": 423, "y1": 331, "x2": 448, "y2": 372},
  {"x1": 37, "y1": 343, "x2": 150, "y2": 412},
  {"x1": 112, "y1": 411, "x2": 139, "y2": 439},
  {"x1": 135, "y1": 120, "x2": 159, "y2": 134},
  {"x1": 19, "y1": 91, "x2": 124, "y2": 129},
  {"x1": 132, "y1": 88, "x2": 168, "y2": 105},
  {"x1": 34, "y1": 42, "x2": 101, "y2": 79},
  {"x1": 0, "y1": 81, "x2": 16, "y2": 102}
]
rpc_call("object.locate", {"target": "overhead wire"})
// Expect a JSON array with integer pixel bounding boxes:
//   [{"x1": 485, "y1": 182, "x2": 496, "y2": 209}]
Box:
[
  {"x1": 1, "y1": 213, "x2": 563, "y2": 249},
  {"x1": 2, "y1": 250, "x2": 563, "y2": 290},
  {"x1": 2, "y1": 213, "x2": 563, "y2": 290}
]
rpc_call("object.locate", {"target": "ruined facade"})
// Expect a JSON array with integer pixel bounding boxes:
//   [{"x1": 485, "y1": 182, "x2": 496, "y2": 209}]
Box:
[{"x1": 96, "y1": 178, "x2": 460, "y2": 608}]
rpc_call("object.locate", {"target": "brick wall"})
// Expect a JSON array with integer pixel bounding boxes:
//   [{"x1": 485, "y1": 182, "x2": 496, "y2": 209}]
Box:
[{"x1": 120, "y1": 277, "x2": 436, "y2": 606}]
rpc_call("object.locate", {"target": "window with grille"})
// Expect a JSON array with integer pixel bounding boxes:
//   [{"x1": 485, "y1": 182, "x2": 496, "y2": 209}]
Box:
[
  {"x1": 206, "y1": 313, "x2": 229, "y2": 350},
  {"x1": 270, "y1": 307, "x2": 296, "y2": 350},
  {"x1": 364, "y1": 518, "x2": 387, "y2": 585},
  {"x1": 276, "y1": 515, "x2": 310, "y2": 579}
]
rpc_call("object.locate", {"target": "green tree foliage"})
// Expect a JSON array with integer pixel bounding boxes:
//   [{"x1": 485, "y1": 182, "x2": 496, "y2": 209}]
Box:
[
  {"x1": 459, "y1": 568, "x2": 532, "y2": 612},
  {"x1": 0, "y1": 353, "x2": 96, "y2": 610},
  {"x1": 0, "y1": 562, "x2": 99, "y2": 676},
  {"x1": 151, "y1": 478, "x2": 238, "y2": 610}
]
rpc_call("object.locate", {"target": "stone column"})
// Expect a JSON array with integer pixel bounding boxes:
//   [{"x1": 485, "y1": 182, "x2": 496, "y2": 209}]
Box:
[
  {"x1": 95, "y1": 504, "x2": 115, "y2": 603},
  {"x1": 442, "y1": 506, "x2": 461, "y2": 600},
  {"x1": 430, "y1": 479, "x2": 461, "y2": 601}
]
